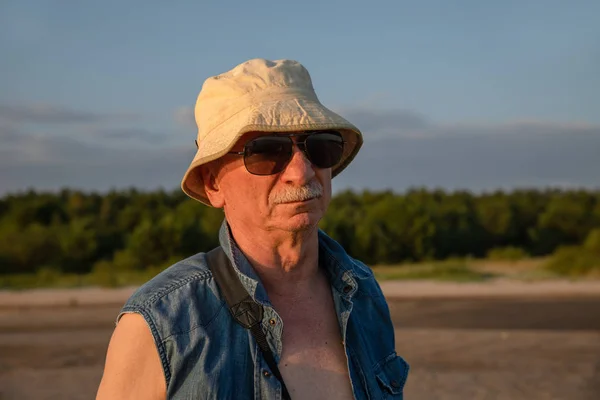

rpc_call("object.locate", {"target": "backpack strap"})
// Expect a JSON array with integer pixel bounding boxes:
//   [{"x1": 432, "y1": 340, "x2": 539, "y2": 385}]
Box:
[{"x1": 206, "y1": 247, "x2": 291, "y2": 400}]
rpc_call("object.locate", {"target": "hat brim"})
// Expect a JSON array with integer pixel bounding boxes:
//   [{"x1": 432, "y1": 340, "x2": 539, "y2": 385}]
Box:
[{"x1": 181, "y1": 98, "x2": 362, "y2": 206}]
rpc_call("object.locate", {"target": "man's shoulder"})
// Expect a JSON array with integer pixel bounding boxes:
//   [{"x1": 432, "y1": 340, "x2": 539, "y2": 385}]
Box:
[
  {"x1": 124, "y1": 252, "x2": 214, "y2": 309},
  {"x1": 118, "y1": 251, "x2": 228, "y2": 343}
]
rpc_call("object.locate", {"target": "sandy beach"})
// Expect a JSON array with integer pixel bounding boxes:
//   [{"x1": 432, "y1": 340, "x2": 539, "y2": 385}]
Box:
[
  {"x1": 1, "y1": 280, "x2": 599, "y2": 399},
  {"x1": 2, "y1": 279, "x2": 600, "y2": 308}
]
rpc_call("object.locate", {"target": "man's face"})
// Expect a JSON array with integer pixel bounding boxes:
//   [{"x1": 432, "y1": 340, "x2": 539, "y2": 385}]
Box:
[{"x1": 204, "y1": 131, "x2": 333, "y2": 233}]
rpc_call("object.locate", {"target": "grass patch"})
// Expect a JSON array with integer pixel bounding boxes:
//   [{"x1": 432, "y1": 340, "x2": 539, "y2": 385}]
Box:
[
  {"x1": 486, "y1": 246, "x2": 528, "y2": 262},
  {"x1": 4, "y1": 251, "x2": 599, "y2": 290},
  {"x1": 373, "y1": 261, "x2": 495, "y2": 282},
  {"x1": 0, "y1": 255, "x2": 182, "y2": 290},
  {"x1": 545, "y1": 246, "x2": 600, "y2": 277},
  {"x1": 545, "y1": 229, "x2": 600, "y2": 277},
  {"x1": 0, "y1": 269, "x2": 164, "y2": 290}
]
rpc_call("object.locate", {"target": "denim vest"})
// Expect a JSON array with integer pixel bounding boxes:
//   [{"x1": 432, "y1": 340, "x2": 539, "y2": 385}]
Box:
[{"x1": 119, "y1": 221, "x2": 409, "y2": 399}]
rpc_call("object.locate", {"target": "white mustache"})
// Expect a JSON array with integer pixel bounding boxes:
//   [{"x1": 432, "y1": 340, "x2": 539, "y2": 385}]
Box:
[{"x1": 270, "y1": 181, "x2": 324, "y2": 204}]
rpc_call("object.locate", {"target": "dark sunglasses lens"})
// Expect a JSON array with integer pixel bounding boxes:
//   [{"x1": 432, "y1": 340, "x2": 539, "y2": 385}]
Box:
[
  {"x1": 244, "y1": 136, "x2": 292, "y2": 175},
  {"x1": 305, "y1": 133, "x2": 344, "y2": 168}
]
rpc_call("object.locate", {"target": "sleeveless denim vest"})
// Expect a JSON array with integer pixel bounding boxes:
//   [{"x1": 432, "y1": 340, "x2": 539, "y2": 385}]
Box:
[{"x1": 119, "y1": 221, "x2": 409, "y2": 399}]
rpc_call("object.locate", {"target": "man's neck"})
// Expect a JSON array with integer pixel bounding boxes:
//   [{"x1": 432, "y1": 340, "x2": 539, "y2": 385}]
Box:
[{"x1": 227, "y1": 220, "x2": 321, "y2": 298}]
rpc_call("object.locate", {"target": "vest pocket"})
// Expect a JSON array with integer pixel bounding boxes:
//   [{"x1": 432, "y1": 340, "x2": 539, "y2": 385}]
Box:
[{"x1": 375, "y1": 352, "x2": 409, "y2": 397}]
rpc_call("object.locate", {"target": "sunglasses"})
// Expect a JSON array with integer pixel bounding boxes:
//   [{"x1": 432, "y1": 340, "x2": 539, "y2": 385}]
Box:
[{"x1": 224, "y1": 131, "x2": 345, "y2": 176}]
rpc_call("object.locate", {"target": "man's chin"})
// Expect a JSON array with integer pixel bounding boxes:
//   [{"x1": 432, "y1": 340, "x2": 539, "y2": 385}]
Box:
[{"x1": 279, "y1": 211, "x2": 321, "y2": 232}]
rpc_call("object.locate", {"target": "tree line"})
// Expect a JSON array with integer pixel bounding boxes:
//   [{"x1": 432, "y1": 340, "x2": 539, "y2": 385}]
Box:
[{"x1": 1, "y1": 187, "x2": 599, "y2": 275}]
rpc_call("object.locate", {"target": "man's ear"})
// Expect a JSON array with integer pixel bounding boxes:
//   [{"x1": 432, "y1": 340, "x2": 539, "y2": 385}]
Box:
[{"x1": 200, "y1": 163, "x2": 225, "y2": 208}]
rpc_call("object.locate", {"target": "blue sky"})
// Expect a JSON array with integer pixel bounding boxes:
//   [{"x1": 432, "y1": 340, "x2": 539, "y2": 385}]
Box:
[{"x1": 1, "y1": 0, "x2": 599, "y2": 195}]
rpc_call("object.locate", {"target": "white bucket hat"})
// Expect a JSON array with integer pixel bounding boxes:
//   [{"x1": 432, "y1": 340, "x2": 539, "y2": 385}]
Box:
[{"x1": 181, "y1": 58, "x2": 363, "y2": 206}]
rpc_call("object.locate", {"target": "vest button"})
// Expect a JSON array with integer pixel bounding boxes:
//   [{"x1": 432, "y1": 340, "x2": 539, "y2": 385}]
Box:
[
  {"x1": 390, "y1": 379, "x2": 400, "y2": 388},
  {"x1": 269, "y1": 318, "x2": 277, "y2": 326},
  {"x1": 263, "y1": 370, "x2": 271, "y2": 378},
  {"x1": 343, "y1": 285, "x2": 352, "y2": 294}
]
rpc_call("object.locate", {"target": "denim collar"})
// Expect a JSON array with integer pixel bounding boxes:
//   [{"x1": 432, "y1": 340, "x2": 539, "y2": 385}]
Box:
[{"x1": 217, "y1": 219, "x2": 363, "y2": 305}]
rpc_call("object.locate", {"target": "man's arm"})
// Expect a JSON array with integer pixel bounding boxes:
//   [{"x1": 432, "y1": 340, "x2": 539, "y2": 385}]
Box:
[{"x1": 96, "y1": 313, "x2": 167, "y2": 400}]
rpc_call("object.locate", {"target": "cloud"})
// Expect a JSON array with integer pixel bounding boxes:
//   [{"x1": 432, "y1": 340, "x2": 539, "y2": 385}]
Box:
[
  {"x1": 0, "y1": 103, "x2": 138, "y2": 124},
  {"x1": 174, "y1": 106, "x2": 195, "y2": 128},
  {"x1": 340, "y1": 108, "x2": 600, "y2": 139},
  {"x1": 0, "y1": 126, "x2": 180, "y2": 166},
  {"x1": 431, "y1": 120, "x2": 600, "y2": 138},
  {"x1": 0, "y1": 144, "x2": 196, "y2": 194},
  {"x1": 1, "y1": 107, "x2": 599, "y2": 196},
  {"x1": 93, "y1": 127, "x2": 171, "y2": 144},
  {"x1": 0, "y1": 121, "x2": 22, "y2": 143},
  {"x1": 338, "y1": 108, "x2": 430, "y2": 137},
  {"x1": 0, "y1": 127, "x2": 196, "y2": 194},
  {"x1": 334, "y1": 123, "x2": 600, "y2": 193}
]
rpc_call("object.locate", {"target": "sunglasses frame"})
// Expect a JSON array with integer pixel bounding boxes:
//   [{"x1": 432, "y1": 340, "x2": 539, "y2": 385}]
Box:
[{"x1": 223, "y1": 130, "x2": 345, "y2": 176}]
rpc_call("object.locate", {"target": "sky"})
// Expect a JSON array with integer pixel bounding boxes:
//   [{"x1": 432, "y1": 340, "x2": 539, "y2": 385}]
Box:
[{"x1": 1, "y1": 0, "x2": 599, "y2": 195}]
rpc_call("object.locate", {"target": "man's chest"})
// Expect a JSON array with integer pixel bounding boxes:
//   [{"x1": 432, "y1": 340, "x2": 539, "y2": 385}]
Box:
[{"x1": 271, "y1": 289, "x2": 355, "y2": 399}]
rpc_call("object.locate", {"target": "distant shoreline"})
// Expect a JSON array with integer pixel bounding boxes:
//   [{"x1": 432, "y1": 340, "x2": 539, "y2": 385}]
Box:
[{"x1": 2, "y1": 279, "x2": 600, "y2": 309}]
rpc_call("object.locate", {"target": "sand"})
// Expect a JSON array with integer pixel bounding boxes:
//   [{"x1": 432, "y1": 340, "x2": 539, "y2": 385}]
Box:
[
  {"x1": 1, "y1": 280, "x2": 599, "y2": 399},
  {"x1": 2, "y1": 279, "x2": 600, "y2": 308}
]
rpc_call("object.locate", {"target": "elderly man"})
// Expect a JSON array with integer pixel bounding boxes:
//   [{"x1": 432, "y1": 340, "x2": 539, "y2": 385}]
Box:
[{"x1": 97, "y1": 59, "x2": 409, "y2": 399}]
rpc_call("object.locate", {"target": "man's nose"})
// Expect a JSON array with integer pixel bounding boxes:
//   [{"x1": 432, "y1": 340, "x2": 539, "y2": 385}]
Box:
[{"x1": 280, "y1": 145, "x2": 315, "y2": 184}]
